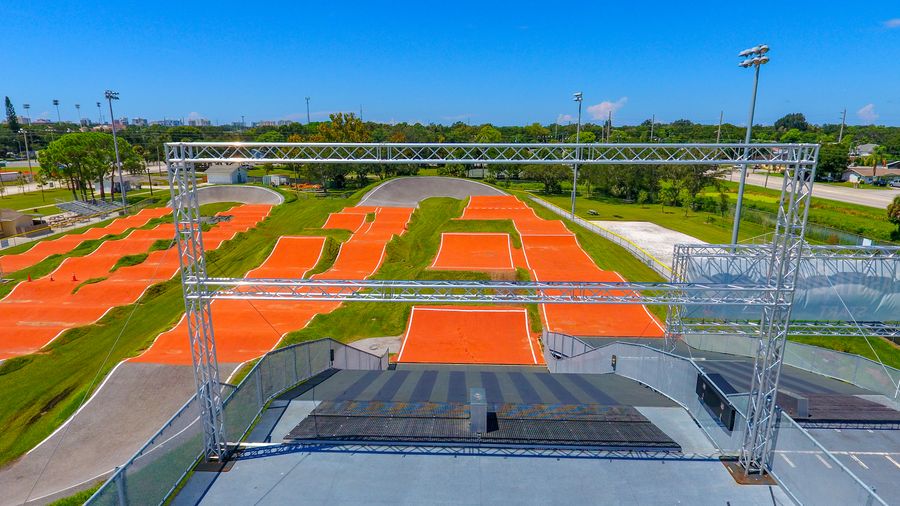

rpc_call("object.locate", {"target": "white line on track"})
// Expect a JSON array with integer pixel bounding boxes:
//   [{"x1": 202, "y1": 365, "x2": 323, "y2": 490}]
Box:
[
  {"x1": 815, "y1": 453, "x2": 833, "y2": 469},
  {"x1": 780, "y1": 453, "x2": 796, "y2": 468},
  {"x1": 849, "y1": 454, "x2": 869, "y2": 469},
  {"x1": 885, "y1": 455, "x2": 900, "y2": 470}
]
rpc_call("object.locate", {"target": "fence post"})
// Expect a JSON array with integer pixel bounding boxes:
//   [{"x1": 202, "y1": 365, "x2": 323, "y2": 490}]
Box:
[
  {"x1": 115, "y1": 469, "x2": 127, "y2": 506},
  {"x1": 255, "y1": 369, "x2": 264, "y2": 409}
]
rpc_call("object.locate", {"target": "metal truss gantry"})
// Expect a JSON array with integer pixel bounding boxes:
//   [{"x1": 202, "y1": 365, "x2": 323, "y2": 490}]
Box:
[
  {"x1": 167, "y1": 141, "x2": 818, "y2": 473},
  {"x1": 666, "y1": 243, "x2": 900, "y2": 339}
]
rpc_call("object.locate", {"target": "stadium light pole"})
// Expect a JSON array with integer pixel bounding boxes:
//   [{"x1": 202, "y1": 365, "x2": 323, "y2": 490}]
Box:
[
  {"x1": 731, "y1": 44, "x2": 769, "y2": 245},
  {"x1": 305, "y1": 96, "x2": 311, "y2": 125},
  {"x1": 75, "y1": 103, "x2": 82, "y2": 127},
  {"x1": 53, "y1": 99, "x2": 61, "y2": 123},
  {"x1": 96, "y1": 101, "x2": 103, "y2": 124},
  {"x1": 571, "y1": 92, "x2": 583, "y2": 219},
  {"x1": 22, "y1": 103, "x2": 30, "y2": 125},
  {"x1": 105, "y1": 90, "x2": 127, "y2": 210}
]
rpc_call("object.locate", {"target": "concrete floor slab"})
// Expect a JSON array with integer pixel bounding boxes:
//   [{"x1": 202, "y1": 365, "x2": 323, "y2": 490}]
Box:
[
  {"x1": 636, "y1": 407, "x2": 717, "y2": 454},
  {"x1": 358, "y1": 177, "x2": 505, "y2": 208},
  {"x1": 588, "y1": 220, "x2": 705, "y2": 268},
  {"x1": 195, "y1": 449, "x2": 791, "y2": 505}
]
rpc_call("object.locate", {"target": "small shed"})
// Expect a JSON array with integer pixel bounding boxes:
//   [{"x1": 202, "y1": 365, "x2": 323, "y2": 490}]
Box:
[
  {"x1": 206, "y1": 165, "x2": 248, "y2": 185},
  {"x1": 262, "y1": 174, "x2": 288, "y2": 186},
  {"x1": 0, "y1": 209, "x2": 38, "y2": 238}
]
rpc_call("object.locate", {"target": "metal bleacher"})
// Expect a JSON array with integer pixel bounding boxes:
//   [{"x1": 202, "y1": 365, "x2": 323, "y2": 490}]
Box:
[{"x1": 56, "y1": 199, "x2": 123, "y2": 217}]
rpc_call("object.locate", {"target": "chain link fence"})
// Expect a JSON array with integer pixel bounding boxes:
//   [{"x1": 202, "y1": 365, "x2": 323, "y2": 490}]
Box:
[{"x1": 87, "y1": 338, "x2": 386, "y2": 505}]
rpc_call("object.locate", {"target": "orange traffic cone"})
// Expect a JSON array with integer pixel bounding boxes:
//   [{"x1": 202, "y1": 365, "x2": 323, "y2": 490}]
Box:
[{"x1": 27, "y1": 274, "x2": 31, "y2": 282}]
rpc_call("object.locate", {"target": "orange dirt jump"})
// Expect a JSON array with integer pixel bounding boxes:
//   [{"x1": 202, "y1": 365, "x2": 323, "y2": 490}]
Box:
[
  {"x1": 397, "y1": 306, "x2": 543, "y2": 366},
  {"x1": 0, "y1": 205, "x2": 272, "y2": 360},
  {"x1": 133, "y1": 206, "x2": 414, "y2": 365},
  {"x1": 430, "y1": 233, "x2": 516, "y2": 272},
  {"x1": 462, "y1": 196, "x2": 664, "y2": 338},
  {"x1": 0, "y1": 207, "x2": 171, "y2": 273}
]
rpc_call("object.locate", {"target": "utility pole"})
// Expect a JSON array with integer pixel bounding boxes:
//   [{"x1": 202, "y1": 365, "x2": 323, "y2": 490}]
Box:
[
  {"x1": 716, "y1": 111, "x2": 724, "y2": 143},
  {"x1": 96, "y1": 102, "x2": 103, "y2": 124},
  {"x1": 75, "y1": 104, "x2": 82, "y2": 127},
  {"x1": 606, "y1": 110, "x2": 612, "y2": 142},
  {"x1": 571, "y1": 92, "x2": 583, "y2": 219},
  {"x1": 305, "y1": 97, "x2": 311, "y2": 125},
  {"x1": 649, "y1": 114, "x2": 655, "y2": 142},
  {"x1": 241, "y1": 115, "x2": 245, "y2": 137},
  {"x1": 838, "y1": 108, "x2": 846, "y2": 143},
  {"x1": 105, "y1": 90, "x2": 127, "y2": 210},
  {"x1": 359, "y1": 105, "x2": 363, "y2": 122}
]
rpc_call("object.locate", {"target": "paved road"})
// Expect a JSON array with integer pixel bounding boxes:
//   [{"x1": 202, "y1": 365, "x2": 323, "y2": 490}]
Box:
[{"x1": 728, "y1": 168, "x2": 900, "y2": 209}]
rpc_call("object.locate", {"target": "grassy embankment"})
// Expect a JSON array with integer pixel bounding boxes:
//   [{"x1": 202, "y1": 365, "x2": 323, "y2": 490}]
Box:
[
  {"x1": 516, "y1": 187, "x2": 900, "y2": 365},
  {"x1": 0, "y1": 194, "x2": 348, "y2": 465}
]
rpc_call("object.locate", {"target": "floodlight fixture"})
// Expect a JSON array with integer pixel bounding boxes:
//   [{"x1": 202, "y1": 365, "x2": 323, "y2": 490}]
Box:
[
  {"x1": 732, "y1": 44, "x2": 770, "y2": 245},
  {"x1": 573, "y1": 92, "x2": 583, "y2": 102}
]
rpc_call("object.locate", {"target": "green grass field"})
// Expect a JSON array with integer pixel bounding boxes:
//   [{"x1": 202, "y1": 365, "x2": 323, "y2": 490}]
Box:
[
  {"x1": 0, "y1": 194, "x2": 348, "y2": 465},
  {"x1": 0, "y1": 186, "x2": 73, "y2": 215},
  {"x1": 717, "y1": 181, "x2": 896, "y2": 242}
]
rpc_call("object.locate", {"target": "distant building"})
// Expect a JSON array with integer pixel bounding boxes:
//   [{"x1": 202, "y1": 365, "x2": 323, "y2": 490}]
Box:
[
  {"x1": 276, "y1": 120, "x2": 294, "y2": 126},
  {"x1": 253, "y1": 120, "x2": 277, "y2": 127},
  {"x1": 0, "y1": 209, "x2": 39, "y2": 239},
  {"x1": 188, "y1": 118, "x2": 211, "y2": 127},
  {"x1": 205, "y1": 165, "x2": 248, "y2": 185},
  {"x1": 131, "y1": 117, "x2": 148, "y2": 127},
  {"x1": 34, "y1": 118, "x2": 51, "y2": 124},
  {"x1": 94, "y1": 179, "x2": 134, "y2": 194},
  {"x1": 852, "y1": 143, "x2": 879, "y2": 157},
  {"x1": 152, "y1": 119, "x2": 183, "y2": 127},
  {"x1": 842, "y1": 166, "x2": 900, "y2": 184},
  {"x1": 113, "y1": 118, "x2": 129, "y2": 129}
]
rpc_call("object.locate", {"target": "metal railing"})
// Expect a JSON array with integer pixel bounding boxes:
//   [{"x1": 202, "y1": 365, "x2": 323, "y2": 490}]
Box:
[
  {"x1": 528, "y1": 196, "x2": 673, "y2": 277},
  {"x1": 544, "y1": 334, "x2": 744, "y2": 454},
  {"x1": 545, "y1": 334, "x2": 888, "y2": 504},
  {"x1": 86, "y1": 338, "x2": 386, "y2": 506},
  {"x1": 684, "y1": 333, "x2": 900, "y2": 404},
  {"x1": 770, "y1": 412, "x2": 887, "y2": 505}
]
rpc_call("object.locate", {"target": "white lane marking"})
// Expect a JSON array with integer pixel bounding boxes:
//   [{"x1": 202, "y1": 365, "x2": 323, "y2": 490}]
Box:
[
  {"x1": 523, "y1": 308, "x2": 537, "y2": 364},
  {"x1": 815, "y1": 454, "x2": 833, "y2": 469},
  {"x1": 395, "y1": 307, "x2": 416, "y2": 362},
  {"x1": 850, "y1": 454, "x2": 869, "y2": 470},
  {"x1": 413, "y1": 307, "x2": 526, "y2": 313},
  {"x1": 780, "y1": 453, "x2": 796, "y2": 468},
  {"x1": 885, "y1": 455, "x2": 900, "y2": 470}
]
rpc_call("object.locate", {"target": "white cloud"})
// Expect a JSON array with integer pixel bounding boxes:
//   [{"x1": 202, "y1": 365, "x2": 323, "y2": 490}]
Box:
[
  {"x1": 884, "y1": 18, "x2": 900, "y2": 28},
  {"x1": 186, "y1": 111, "x2": 205, "y2": 121},
  {"x1": 556, "y1": 113, "x2": 575, "y2": 124},
  {"x1": 587, "y1": 97, "x2": 628, "y2": 120},
  {"x1": 857, "y1": 103, "x2": 879, "y2": 123}
]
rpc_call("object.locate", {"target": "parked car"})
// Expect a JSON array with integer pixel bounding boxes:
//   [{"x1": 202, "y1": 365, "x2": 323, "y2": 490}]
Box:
[{"x1": 890, "y1": 180, "x2": 900, "y2": 188}]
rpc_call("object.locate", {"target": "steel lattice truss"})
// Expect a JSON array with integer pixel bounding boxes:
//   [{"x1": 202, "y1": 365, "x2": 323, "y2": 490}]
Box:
[
  {"x1": 166, "y1": 142, "x2": 818, "y2": 166},
  {"x1": 196, "y1": 278, "x2": 776, "y2": 305},
  {"x1": 666, "y1": 243, "x2": 900, "y2": 338},
  {"x1": 679, "y1": 321, "x2": 900, "y2": 338},
  {"x1": 166, "y1": 141, "x2": 819, "y2": 474}
]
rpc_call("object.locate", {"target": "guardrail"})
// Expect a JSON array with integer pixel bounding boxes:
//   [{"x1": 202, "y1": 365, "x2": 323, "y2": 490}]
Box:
[
  {"x1": 684, "y1": 333, "x2": 900, "y2": 404},
  {"x1": 545, "y1": 333, "x2": 888, "y2": 504},
  {"x1": 528, "y1": 196, "x2": 673, "y2": 277},
  {"x1": 86, "y1": 338, "x2": 386, "y2": 506}
]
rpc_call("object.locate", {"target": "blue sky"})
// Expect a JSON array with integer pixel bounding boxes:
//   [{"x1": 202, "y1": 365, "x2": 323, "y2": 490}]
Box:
[{"x1": 3, "y1": 1, "x2": 899, "y2": 126}]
